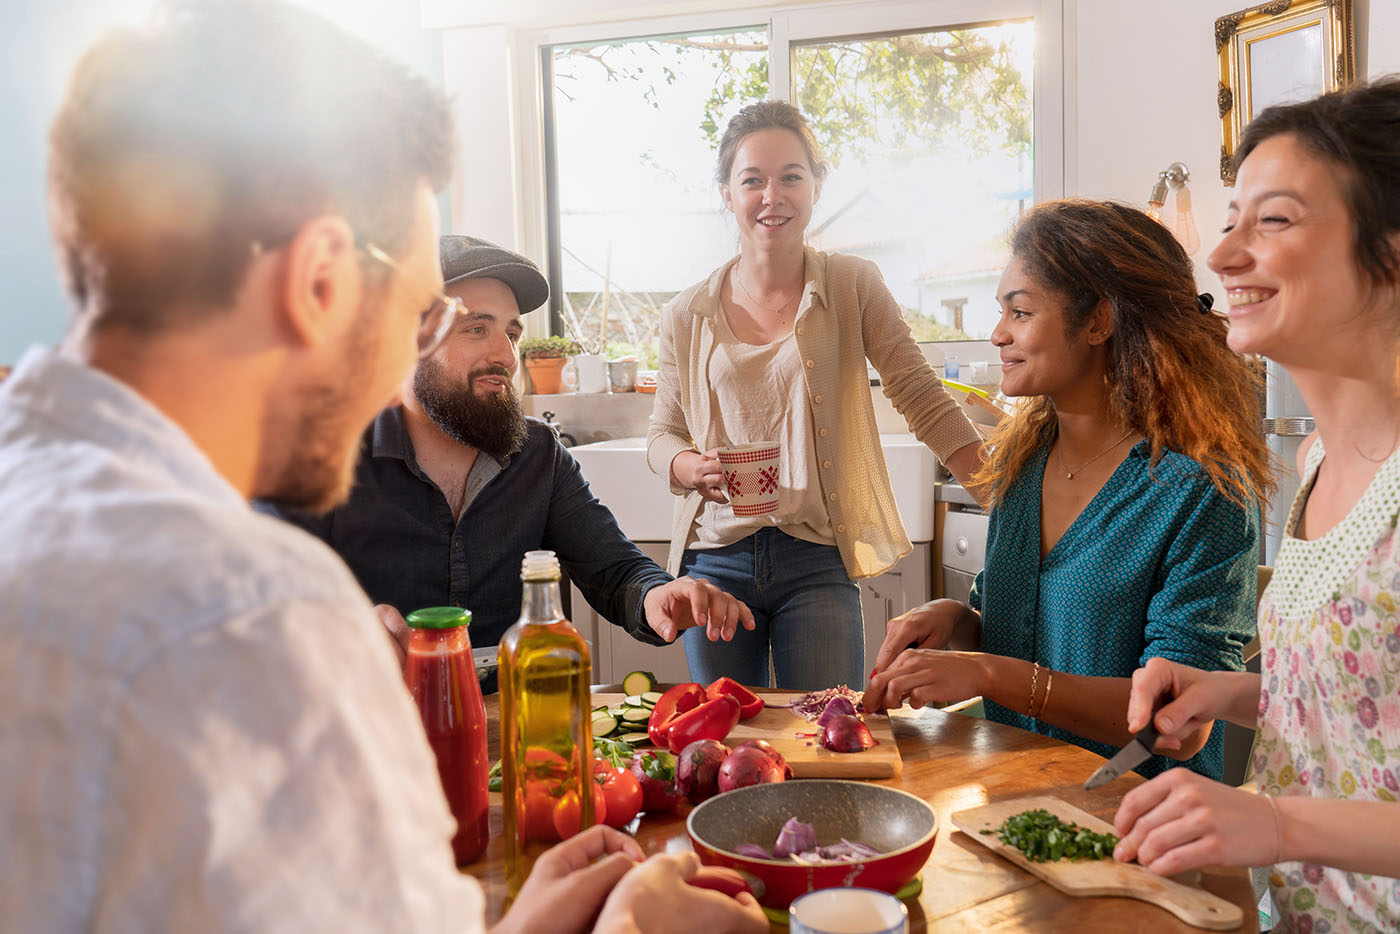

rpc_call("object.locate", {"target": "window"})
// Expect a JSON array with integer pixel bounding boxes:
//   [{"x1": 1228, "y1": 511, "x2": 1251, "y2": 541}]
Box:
[
  {"x1": 544, "y1": 29, "x2": 768, "y2": 368},
  {"x1": 535, "y1": 2, "x2": 1060, "y2": 359}
]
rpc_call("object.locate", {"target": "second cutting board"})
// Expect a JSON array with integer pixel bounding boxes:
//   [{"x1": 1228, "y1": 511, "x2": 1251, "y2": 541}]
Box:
[
  {"x1": 593, "y1": 692, "x2": 902, "y2": 779},
  {"x1": 950, "y1": 795, "x2": 1243, "y2": 930}
]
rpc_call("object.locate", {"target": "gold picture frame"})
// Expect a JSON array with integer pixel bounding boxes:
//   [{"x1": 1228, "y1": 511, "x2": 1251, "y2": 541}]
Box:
[{"x1": 1215, "y1": 0, "x2": 1355, "y2": 184}]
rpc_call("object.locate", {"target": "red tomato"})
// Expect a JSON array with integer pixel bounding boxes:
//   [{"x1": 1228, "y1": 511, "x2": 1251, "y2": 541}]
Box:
[
  {"x1": 524, "y1": 746, "x2": 569, "y2": 779},
  {"x1": 594, "y1": 762, "x2": 643, "y2": 829},
  {"x1": 552, "y1": 783, "x2": 607, "y2": 839},
  {"x1": 705, "y1": 676, "x2": 765, "y2": 719},
  {"x1": 522, "y1": 781, "x2": 560, "y2": 843},
  {"x1": 687, "y1": 865, "x2": 754, "y2": 899}
]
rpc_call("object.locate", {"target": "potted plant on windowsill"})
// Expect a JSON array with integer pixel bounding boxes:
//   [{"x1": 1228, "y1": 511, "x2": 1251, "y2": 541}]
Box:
[{"x1": 519, "y1": 335, "x2": 581, "y2": 394}]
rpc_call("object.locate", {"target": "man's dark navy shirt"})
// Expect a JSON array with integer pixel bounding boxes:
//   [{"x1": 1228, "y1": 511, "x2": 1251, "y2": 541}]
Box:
[{"x1": 259, "y1": 407, "x2": 671, "y2": 690}]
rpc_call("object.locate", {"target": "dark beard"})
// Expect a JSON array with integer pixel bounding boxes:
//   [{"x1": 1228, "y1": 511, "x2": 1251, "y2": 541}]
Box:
[{"x1": 414, "y1": 357, "x2": 528, "y2": 459}]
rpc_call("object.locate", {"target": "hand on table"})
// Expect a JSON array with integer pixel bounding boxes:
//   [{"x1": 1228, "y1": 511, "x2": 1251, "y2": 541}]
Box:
[
  {"x1": 492, "y1": 825, "x2": 644, "y2": 934},
  {"x1": 644, "y1": 577, "x2": 755, "y2": 642},
  {"x1": 1113, "y1": 769, "x2": 1279, "y2": 875},
  {"x1": 863, "y1": 648, "x2": 990, "y2": 713},
  {"x1": 374, "y1": 604, "x2": 410, "y2": 668},
  {"x1": 595, "y1": 850, "x2": 768, "y2": 934}
]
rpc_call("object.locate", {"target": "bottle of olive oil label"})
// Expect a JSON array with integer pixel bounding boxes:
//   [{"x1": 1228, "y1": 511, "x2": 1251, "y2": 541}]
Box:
[{"x1": 498, "y1": 550, "x2": 593, "y2": 897}]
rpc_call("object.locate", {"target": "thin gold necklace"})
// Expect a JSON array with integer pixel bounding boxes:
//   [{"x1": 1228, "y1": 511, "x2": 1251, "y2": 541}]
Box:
[
  {"x1": 732, "y1": 264, "x2": 799, "y2": 315},
  {"x1": 1056, "y1": 429, "x2": 1135, "y2": 479}
]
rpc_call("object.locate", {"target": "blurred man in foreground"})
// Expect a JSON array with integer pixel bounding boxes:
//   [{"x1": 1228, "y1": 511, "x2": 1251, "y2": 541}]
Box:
[{"x1": 0, "y1": 2, "x2": 764, "y2": 931}]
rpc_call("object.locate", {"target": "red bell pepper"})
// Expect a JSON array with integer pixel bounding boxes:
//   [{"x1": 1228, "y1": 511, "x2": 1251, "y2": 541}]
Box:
[
  {"x1": 705, "y1": 676, "x2": 765, "y2": 720},
  {"x1": 665, "y1": 693, "x2": 741, "y2": 754},
  {"x1": 646, "y1": 682, "x2": 708, "y2": 747}
]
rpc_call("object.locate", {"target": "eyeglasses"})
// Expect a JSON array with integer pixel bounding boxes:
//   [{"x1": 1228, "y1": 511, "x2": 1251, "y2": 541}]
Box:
[
  {"x1": 249, "y1": 237, "x2": 465, "y2": 359},
  {"x1": 360, "y1": 242, "x2": 466, "y2": 358}
]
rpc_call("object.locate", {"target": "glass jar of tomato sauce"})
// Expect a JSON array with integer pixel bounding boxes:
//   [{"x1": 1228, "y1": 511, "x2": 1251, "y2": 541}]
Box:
[{"x1": 403, "y1": 606, "x2": 489, "y2": 865}]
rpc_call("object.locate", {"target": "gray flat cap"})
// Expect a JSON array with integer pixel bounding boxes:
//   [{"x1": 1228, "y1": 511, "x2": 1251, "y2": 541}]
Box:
[{"x1": 439, "y1": 235, "x2": 549, "y2": 314}]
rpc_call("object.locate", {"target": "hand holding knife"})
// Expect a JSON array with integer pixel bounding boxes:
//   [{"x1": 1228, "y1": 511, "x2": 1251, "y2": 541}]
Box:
[{"x1": 1084, "y1": 718, "x2": 1161, "y2": 790}]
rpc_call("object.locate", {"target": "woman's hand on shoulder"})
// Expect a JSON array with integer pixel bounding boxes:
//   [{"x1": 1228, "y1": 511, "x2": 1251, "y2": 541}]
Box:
[{"x1": 672, "y1": 449, "x2": 728, "y2": 503}]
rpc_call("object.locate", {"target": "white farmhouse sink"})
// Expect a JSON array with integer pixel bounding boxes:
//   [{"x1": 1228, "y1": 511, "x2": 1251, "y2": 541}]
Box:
[{"x1": 570, "y1": 434, "x2": 938, "y2": 543}]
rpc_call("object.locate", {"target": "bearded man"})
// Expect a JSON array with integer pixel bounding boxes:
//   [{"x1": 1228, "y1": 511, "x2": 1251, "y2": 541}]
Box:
[{"x1": 261, "y1": 236, "x2": 752, "y2": 686}]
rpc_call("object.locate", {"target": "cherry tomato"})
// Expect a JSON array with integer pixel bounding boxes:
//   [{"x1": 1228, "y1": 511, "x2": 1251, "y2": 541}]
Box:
[
  {"x1": 551, "y1": 782, "x2": 607, "y2": 839},
  {"x1": 593, "y1": 761, "x2": 643, "y2": 829},
  {"x1": 522, "y1": 781, "x2": 560, "y2": 843},
  {"x1": 523, "y1": 746, "x2": 569, "y2": 779},
  {"x1": 687, "y1": 866, "x2": 754, "y2": 899}
]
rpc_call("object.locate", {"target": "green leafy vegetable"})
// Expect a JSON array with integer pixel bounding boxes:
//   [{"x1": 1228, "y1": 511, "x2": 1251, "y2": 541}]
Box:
[{"x1": 981, "y1": 809, "x2": 1118, "y2": 862}]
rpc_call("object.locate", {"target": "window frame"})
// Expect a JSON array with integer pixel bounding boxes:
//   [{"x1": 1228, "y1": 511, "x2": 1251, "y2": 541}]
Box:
[{"x1": 512, "y1": 0, "x2": 1066, "y2": 341}]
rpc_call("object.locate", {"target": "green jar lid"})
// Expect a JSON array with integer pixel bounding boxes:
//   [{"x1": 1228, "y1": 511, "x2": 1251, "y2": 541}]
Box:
[{"x1": 405, "y1": 607, "x2": 472, "y2": 629}]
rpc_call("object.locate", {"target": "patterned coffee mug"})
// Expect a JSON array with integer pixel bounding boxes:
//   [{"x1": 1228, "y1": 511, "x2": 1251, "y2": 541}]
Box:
[{"x1": 716, "y1": 442, "x2": 781, "y2": 517}]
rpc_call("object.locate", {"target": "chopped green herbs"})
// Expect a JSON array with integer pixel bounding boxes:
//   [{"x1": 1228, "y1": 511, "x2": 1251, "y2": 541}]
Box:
[{"x1": 980, "y1": 809, "x2": 1119, "y2": 862}]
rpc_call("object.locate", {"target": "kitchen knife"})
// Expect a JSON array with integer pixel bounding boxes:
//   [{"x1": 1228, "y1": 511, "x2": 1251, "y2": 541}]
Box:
[{"x1": 1084, "y1": 721, "x2": 1161, "y2": 790}]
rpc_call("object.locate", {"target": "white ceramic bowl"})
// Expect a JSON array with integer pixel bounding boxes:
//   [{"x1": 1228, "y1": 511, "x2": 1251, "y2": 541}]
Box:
[{"x1": 788, "y1": 887, "x2": 909, "y2": 934}]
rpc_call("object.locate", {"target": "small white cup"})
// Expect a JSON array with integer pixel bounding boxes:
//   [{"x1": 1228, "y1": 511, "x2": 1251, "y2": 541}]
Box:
[
  {"x1": 716, "y1": 442, "x2": 781, "y2": 517},
  {"x1": 571, "y1": 353, "x2": 607, "y2": 393},
  {"x1": 789, "y1": 888, "x2": 909, "y2": 934}
]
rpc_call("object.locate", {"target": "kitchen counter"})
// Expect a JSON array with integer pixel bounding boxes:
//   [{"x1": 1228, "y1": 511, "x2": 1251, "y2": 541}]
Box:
[{"x1": 933, "y1": 480, "x2": 980, "y2": 509}]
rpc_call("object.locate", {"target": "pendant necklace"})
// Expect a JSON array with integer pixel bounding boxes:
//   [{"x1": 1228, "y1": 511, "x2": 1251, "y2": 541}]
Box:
[
  {"x1": 733, "y1": 264, "x2": 799, "y2": 315},
  {"x1": 1056, "y1": 429, "x2": 1135, "y2": 479}
]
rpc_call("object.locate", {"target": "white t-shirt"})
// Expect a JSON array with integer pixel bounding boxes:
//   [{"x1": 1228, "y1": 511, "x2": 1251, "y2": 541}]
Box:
[{"x1": 0, "y1": 348, "x2": 484, "y2": 933}]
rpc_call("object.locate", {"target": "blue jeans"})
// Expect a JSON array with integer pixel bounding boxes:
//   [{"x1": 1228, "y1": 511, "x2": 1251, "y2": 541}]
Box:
[{"x1": 680, "y1": 528, "x2": 863, "y2": 690}]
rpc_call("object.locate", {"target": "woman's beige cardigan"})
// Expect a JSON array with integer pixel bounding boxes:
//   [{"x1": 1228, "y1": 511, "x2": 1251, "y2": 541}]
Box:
[{"x1": 646, "y1": 248, "x2": 981, "y2": 579}]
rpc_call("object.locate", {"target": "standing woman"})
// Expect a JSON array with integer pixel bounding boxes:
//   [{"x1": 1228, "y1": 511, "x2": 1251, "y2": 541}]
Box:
[
  {"x1": 646, "y1": 101, "x2": 983, "y2": 690},
  {"x1": 1113, "y1": 79, "x2": 1400, "y2": 930},
  {"x1": 864, "y1": 199, "x2": 1274, "y2": 781}
]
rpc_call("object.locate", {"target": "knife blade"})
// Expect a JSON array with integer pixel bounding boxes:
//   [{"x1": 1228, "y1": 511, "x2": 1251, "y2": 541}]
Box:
[{"x1": 1084, "y1": 721, "x2": 1161, "y2": 790}]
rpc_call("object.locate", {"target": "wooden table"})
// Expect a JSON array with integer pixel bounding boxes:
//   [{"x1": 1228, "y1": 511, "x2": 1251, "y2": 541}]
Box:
[{"x1": 463, "y1": 694, "x2": 1257, "y2": 932}]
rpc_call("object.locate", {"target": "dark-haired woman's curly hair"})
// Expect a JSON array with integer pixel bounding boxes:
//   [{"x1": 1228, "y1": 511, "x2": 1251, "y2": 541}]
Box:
[{"x1": 972, "y1": 199, "x2": 1276, "y2": 509}]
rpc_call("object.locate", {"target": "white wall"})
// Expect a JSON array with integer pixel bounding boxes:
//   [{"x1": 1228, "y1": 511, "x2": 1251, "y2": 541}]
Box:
[{"x1": 1075, "y1": 0, "x2": 1397, "y2": 299}]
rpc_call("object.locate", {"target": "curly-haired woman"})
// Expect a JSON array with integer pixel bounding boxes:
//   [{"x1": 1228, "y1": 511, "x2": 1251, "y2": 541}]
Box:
[{"x1": 864, "y1": 199, "x2": 1275, "y2": 781}]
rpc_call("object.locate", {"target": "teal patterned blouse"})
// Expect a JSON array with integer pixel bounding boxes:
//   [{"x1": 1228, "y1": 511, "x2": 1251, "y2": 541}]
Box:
[{"x1": 969, "y1": 440, "x2": 1259, "y2": 779}]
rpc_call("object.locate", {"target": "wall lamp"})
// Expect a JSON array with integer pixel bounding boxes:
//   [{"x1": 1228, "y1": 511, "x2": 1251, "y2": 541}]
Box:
[{"x1": 1145, "y1": 161, "x2": 1200, "y2": 256}]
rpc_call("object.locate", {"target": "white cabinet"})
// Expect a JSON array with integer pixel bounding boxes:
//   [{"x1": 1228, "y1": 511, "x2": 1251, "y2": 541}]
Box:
[
  {"x1": 858, "y1": 543, "x2": 933, "y2": 671},
  {"x1": 569, "y1": 541, "x2": 691, "y2": 686}
]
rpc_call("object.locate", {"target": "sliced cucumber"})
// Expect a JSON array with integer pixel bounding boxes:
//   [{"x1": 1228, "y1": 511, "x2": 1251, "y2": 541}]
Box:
[
  {"x1": 622, "y1": 694, "x2": 646, "y2": 707},
  {"x1": 591, "y1": 714, "x2": 619, "y2": 737},
  {"x1": 619, "y1": 731, "x2": 650, "y2": 745},
  {"x1": 640, "y1": 691, "x2": 663, "y2": 706},
  {"x1": 620, "y1": 669, "x2": 657, "y2": 696},
  {"x1": 619, "y1": 706, "x2": 651, "y2": 723}
]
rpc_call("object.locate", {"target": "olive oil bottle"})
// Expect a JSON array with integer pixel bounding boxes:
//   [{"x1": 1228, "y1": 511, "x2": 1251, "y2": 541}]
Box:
[{"x1": 498, "y1": 550, "x2": 593, "y2": 897}]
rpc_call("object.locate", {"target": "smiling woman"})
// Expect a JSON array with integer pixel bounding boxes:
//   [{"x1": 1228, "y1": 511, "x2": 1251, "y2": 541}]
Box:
[
  {"x1": 646, "y1": 100, "x2": 985, "y2": 691},
  {"x1": 865, "y1": 198, "x2": 1274, "y2": 786}
]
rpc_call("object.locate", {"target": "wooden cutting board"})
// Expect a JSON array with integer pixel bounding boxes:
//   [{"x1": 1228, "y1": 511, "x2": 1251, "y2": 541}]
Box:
[
  {"x1": 592, "y1": 692, "x2": 902, "y2": 779},
  {"x1": 950, "y1": 796, "x2": 1244, "y2": 931}
]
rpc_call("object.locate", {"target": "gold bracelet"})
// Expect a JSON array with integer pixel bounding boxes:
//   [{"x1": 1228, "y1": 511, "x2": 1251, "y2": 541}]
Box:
[
  {"x1": 1037, "y1": 670, "x2": 1054, "y2": 719},
  {"x1": 1028, "y1": 662, "x2": 1040, "y2": 717},
  {"x1": 1263, "y1": 794, "x2": 1285, "y2": 864}
]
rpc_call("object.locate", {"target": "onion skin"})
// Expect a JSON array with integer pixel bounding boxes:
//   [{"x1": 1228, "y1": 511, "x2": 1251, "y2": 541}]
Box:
[
  {"x1": 820, "y1": 714, "x2": 876, "y2": 753},
  {"x1": 676, "y1": 739, "x2": 731, "y2": 802},
  {"x1": 717, "y1": 741, "x2": 793, "y2": 792}
]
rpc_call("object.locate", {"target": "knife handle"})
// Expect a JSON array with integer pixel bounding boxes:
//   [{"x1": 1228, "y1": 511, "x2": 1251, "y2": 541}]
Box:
[{"x1": 1135, "y1": 720, "x2": 1161, "y2": 754}]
